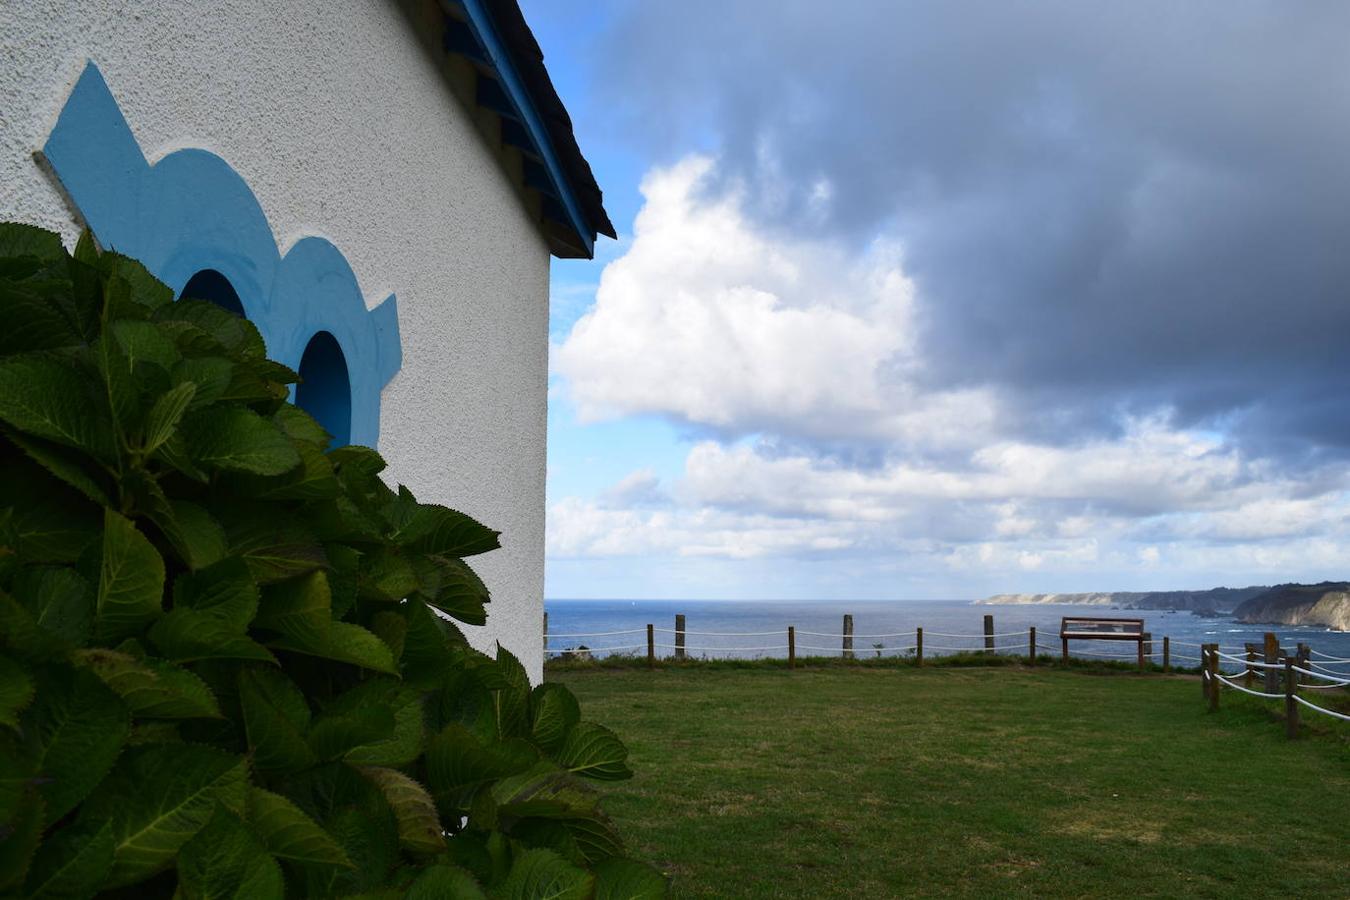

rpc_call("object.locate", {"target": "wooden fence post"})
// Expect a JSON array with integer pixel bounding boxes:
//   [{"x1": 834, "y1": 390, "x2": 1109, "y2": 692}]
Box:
[
  {"x1": 1200, "y1": 645, "x2": 1210, "y2": 701},
  {"x1": 916, "y1": 627, "x2": 924, "y2": 667},
  {"x1": 983, "y1": 614, "x2": 995, "y2": 652},
  {"x1": 646, "y1": 624, "x2": 655, "y2": 669},
  {"x1": 1162, "y1": 636, "x2": 1170, "y2": 673},
  {"x1": 788, "y1": 626, "x2": 796, "y2": 670},
  {"x1": 1138, "y1": 632, "x2": 1148, "y2": 671},
  {"x1": 1263, "y1": 632, "x2": 1280, "y2": 693},
  {"x1": 542, "y1": 612, "x2": 548, "y2": 659},
  {"x1": 1296, "y1": 643, "x2": 1310, "y2": 686},
  {"x1": 1215, "y1": 644, "x2": 1225, "y2": 712},
  {"x1": 1244, "y1": 647, "x2": 1256, "y2": 689},
  {"x1": 842, "y1": 614, "x2": 854, "y2": 660},
  {"x1": 674, "y1": 614, "x2": 686, "y2": 661},
  {"x1": 1284, "y1": 658, "x2": 1299, "y2": 739},
  {"x1": 1028, "y1": 626, "x2": 1036, "y2": 665}
]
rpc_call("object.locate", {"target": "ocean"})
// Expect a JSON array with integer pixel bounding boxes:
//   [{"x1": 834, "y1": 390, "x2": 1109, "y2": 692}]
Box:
[{"x1": 543, "y1": 598, "x2": 1350, "y2": 664}]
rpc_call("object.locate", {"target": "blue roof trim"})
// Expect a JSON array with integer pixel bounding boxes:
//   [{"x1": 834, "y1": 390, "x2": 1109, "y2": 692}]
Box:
[
  {"x1": 42, "y1": 62, "x2": 402, "y2": 449},
  {"x1": 457, "y1": 0, "x2": 594, "y2": 257}
]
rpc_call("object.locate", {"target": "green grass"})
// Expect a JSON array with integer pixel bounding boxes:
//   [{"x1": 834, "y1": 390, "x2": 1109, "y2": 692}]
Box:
[{"x1": 552, "y1": 666, "x2": 1350, "y2": 899}]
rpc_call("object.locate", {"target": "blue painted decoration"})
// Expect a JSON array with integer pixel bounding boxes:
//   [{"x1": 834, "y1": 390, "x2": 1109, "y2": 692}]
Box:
[{"x1": 41, "y1": 62, "x2": 402, "y2": 448}]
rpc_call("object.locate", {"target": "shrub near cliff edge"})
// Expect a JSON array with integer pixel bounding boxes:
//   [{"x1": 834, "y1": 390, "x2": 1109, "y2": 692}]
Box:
[{"x1": 0, "y1": 224, "x2": 665, "y2": 899}]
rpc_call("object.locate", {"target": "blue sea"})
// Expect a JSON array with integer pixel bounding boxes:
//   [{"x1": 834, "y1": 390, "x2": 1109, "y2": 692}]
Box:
[{"x1": 543, "y1": 598, "x2": 1350, "y2": 664}]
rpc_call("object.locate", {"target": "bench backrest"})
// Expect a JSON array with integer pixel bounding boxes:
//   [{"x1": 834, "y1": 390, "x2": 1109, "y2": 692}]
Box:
[{"x1": 1060, "y1": 616, "x2": 1144, "y2": 638}]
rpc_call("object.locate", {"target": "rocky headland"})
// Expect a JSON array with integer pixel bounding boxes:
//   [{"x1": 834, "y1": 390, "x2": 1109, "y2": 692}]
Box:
[
  {"x1": 1233, "y1": 583, "x2": 1350, "y2": 632},
  {"x1": 979, "y1": 586, "x2": 1268, "y2": 614}
]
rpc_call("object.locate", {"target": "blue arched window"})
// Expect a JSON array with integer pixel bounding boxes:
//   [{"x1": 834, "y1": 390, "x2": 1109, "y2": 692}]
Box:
[
  {"x1": 296, "y1": 332, "x2": 352, "y2": 448},
  {"x1": 180, "y1": 269, "x2": 246, "y2": 317}
]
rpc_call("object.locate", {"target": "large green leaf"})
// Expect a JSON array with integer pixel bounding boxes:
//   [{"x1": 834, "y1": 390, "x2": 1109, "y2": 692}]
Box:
[
  {"x1": 494, "y1": 849, "x2": 593, "y2": 900},
  {"x1": 491, "y1": 762, "x2": 601, "y2": 822},
  {"x1": 81, "y1": 743, "x2": 248, "y2": 888},
  {"x1": 283, "y1": 764, "x2": 401, "y2": 897},
  {"x1": 270, "y1": 621, "x2": 398, "y2": 674},
  {"x1": 397, "y1": 504, "x2": 501, "y2": 558},
  {"x1": 0, "y1": 222, "x2": 64, "y2": 261},
  {"x1": 422, "y1": 557, "x2": 491, "y2": 625},
  {"x1": 172, "y1": 356, "x2": 234, "y2": 409},
  {"x1": 23, "y1": 821, "x2": 115, "y2": 899},
  {"x1": 337, "y1": 683, "x2": 426, "y2": 768},
  {"x1": 407, "y1": 865, "x2": 487, "y2": 900},
  {"x1": 223, "y1": 511, "x2": 328, "y2": 583},
  {"x1": 173, "y1": 557, "x2": 258, "y2": 630},
  {"x1": 21, "y1": 566, "x2": 94, "y2": 648},
  {"x1": 591, "y1": 858, "x2": 668, "y2": 900},
  {"x1": 238, "y1": 668, "x2": 315, "y2": 774},
  {"x1": 95, "y1": 250, "x2": 174, "y2": 311},
  {"x1": 399, "y1": 599, "x2": 455, "y2": 686},
  {"x1": 0, "y1": 654, "x2": 34, "y2": 728},
  {"x1": 0, "y1": 458, "x2": 101, "y2": 563},
  {"x1": 180, "y1": 407, "x2": 301, "y2": 475},
  {"x1": 530, "y1": 684, "x2": 581, "y2": 754},
  {"x1": 0, "y1": 787, "x2": 43, "y2": 892},
  {"x1": 555, "y1": 724, "x2": 633, "y2": 782},
  {"x1": 308, "y1": 705, "x2": 396, "y2": 762},
  {"x1": 25, "y1": 665, "x2": 129, "y2": 825},
  {"x1": 96, "y1": 509, "x2": 165, "y2": 642},
  {"x1": 137, "y1": 479, "x2": 229, "y2": 571},
  {"x1": 6, "y1": 429, "x2": 113, "y2": 506},
  {"x1": 155, "y1": 299, "x2": 265, "y2": 359},
  {"x1": 360, "y1": 767, "x2": 445, "y2": 856},
  {"x1": 494, "y1": 645, "x2": 532, "y2": 739},
  {"x1": 426, "y1": 724, "x2": 538, "y2": 809},
  {"x1": 141, "y1": 380, "x2": 197, "y2": 455},
  {"x1": 254, "y1": 570, "x2": 330, "y2": 648},
  {"x1": 358, "y1": 547, "x2": 419, "y2": 603},
  {"x1": 149, "y1": 609, "x2": 276, "y2": 664},
  {"x1": 0, "y1": 355, "x2": 114, "y2": 458},
  {"x1": 176, "y1": 804, "x2": 285, "y2": 900},
  {"x1": 72, "y1": 648, "x2": 222, "y2": 718},
  {"x1": 273, "y1": 405, "x2": 331, "y2": 447},
  {"x1": 246, "y1": 786, "x2": 351, "y2": 867}
]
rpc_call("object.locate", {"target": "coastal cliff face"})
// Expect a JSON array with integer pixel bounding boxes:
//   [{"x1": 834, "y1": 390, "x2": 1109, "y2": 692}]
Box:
[
  {"x1": 982, "y1": 586, "x2": 1267, "y2": 613},
  {"x1": 1234, "y1": 583, "x2": 1350, "y2": 632}
]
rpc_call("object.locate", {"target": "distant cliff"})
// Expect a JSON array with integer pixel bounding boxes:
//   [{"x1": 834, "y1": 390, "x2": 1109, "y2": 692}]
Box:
[
  {"x1": 980, "y1": 586, "x2": 1268, "y2": 613},
  {"x1": 1233, "y1": 583, "x2": 1350, "y2": 632}
]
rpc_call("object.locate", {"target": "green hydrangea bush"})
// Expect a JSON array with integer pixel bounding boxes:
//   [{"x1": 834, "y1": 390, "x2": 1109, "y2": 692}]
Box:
[{"x1": 0, "y1": 224, "x2": 664, "y2": 899}]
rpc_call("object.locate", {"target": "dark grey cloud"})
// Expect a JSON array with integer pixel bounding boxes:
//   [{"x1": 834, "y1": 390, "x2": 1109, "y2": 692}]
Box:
[{"x1": 589, "y1": 1, "x2": 1350, "y2": 459}]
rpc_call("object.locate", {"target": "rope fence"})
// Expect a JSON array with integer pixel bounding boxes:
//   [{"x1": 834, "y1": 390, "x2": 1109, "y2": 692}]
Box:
[{"x1": 1201, "y1": 644, "x2": 1350, "y2": 738}]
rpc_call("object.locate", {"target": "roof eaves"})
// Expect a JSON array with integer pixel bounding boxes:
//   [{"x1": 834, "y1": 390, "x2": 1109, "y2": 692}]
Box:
[{"x1": 441, "y1": 0, "x2": 615, "y2": 259}]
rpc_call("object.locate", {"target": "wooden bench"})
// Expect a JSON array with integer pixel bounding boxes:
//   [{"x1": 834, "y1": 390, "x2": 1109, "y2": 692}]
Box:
[{"x1": 1060, "y1": 616, "x2": 1147, "y2": 669}]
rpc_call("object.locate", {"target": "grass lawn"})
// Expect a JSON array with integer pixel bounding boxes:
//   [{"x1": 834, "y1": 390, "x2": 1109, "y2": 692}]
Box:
[{"x1": 551, "y1": 666, "x2": 1350, "y2": 899}]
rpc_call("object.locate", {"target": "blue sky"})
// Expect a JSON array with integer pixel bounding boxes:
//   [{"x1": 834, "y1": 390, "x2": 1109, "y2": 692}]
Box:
[{"x1": 523, "y1": 1, "x2": 1350, "y2": 601}]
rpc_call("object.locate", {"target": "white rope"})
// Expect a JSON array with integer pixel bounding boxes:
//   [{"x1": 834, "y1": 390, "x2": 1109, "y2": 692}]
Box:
[
  {"x1": 923, "y1": 630, "x2": 1027, "y2": 638},
  {"x1": 545, "y1": 629, "x2": 646, "y2": 638},
  {"x1": 1293, "y1": 695, "x2": 1350, "y2": 722},
  {"x1": 1308, "y1": 660, "x2": 1350, "y2": 675},
  {"x1": 653, "y1": 628, "x2": 786, "y2": 636},
  {"x1": 852, "y1": 632, "x2": 925, "y2": 639},
  {"x1": 545, "y1": 647, "x2": 645, "y2": 655},
  {"x1": 1290, "y1": 666, "x2": 1350, "y2": 686},
  {"x1": 1310, "y1": 649, "x2": 1350, "y2": 663},
  {"x1": 793, "y1": 630, "x2": 843, "y2": 638},
  {"x1": 1213, "y1": 673, "x2": 1283, "y2": 699},
  {"x1": 1215, "y1": 653, "x2": 1288, "y2": 670},
  {"x1": 655, "y1": 644, "x2": 788, "y2": 653}
]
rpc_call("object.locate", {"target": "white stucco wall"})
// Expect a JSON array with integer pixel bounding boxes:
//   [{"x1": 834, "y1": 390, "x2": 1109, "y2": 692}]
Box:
[{"x1": 0, "y1": 0, "x2": 551, "y2": 680}]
